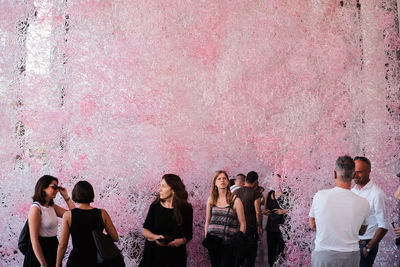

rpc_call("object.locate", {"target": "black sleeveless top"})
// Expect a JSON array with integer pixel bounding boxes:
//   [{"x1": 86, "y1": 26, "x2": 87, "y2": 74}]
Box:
[
  {"x1": 266, "y1": 191, "x2": 287, "y2": 233},
  {"x1": 67, "y1": 208, "x2": 103, "y2": 267}
]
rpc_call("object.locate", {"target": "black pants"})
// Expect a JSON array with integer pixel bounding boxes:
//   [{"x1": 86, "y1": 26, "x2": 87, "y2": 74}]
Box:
[
  {"x1": 23, "y1": 236, "x2": 58, "y2": 267},
  {"x1": 209, "y1": 244, "x2": 235, "y2": 267},
  {"x1": 240, "y1": 226, "x2": 259, "y2": 267},
  {"x1": 267, "y1": 231, "x2": 285, "y2": 267}
]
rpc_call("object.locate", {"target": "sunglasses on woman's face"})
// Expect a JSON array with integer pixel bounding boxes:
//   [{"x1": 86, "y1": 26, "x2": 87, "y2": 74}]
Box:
[{"x1": 50, "y1": 185, "x2": 60, "y2": 190}]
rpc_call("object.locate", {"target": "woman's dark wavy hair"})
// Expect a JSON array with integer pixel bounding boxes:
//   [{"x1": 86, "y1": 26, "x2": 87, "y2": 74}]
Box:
[
  {"x1": 153, "y1": 174, "x2": 191, "y2": 226},
  {"x1": 32, "y1": 175, "x2": 58, "y2": 206}
]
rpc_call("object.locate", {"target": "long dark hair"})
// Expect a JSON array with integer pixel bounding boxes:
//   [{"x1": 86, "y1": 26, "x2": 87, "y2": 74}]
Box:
[
  {"x1": 154, "y1": 174, "x2": 191, "y2": 226},
  {"x1": 32, "y1": 175, "x2": 58, "y2": 206}
]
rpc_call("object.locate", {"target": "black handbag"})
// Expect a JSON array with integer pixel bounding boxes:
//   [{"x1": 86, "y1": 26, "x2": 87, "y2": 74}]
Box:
[
  {"x1": 91, "y1": 209, "x2": 125, "y2": 266},
  {"x1": 202, "y1": 233, "x2": 223, "y2": 251},
  {"x1": 18, "y1": 220, "x2": 30, "y2": 255},
  {"x1": 18, "y1": 202, "x2": 41, "y2": 255}
]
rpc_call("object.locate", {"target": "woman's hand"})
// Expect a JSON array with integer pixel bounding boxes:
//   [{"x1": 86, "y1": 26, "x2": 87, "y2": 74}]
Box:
[
  {"x1": 395, "y1": 227, "x2": 400, "y2": 238},
  {"x1": 168, "y1": 238, "x2": 186, "y2": 247},
  {"x1": 273, "y1": 209, "x2": 287, "y2": 215},
  {"x1": 58, "y1": 186, "x2": 69, "y2": 200},
  {"x1": 264, "y1": 209, "x2": 272, "y2": 216},
  {"x1": 153, "y1": 235, "x2": 166, "y2": 246}
]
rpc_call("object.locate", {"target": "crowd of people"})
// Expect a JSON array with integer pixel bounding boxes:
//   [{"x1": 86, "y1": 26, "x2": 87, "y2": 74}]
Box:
[{"x1": 21, "y1": 155, "x2": 399, "y2": 267}]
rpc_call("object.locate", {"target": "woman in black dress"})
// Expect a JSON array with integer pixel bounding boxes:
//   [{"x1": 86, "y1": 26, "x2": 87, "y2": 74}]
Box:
[
  {"x1": 56, "y1": 181, "x2": 122, "y2": 267},
  {"x1": 140, "y1": 174, "x2": 193, "y2": 267}
]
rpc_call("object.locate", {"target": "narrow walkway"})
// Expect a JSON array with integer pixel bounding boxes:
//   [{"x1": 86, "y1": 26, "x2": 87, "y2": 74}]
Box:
[{"x1": 255, "y1": 235, "x2": 269, "y2": 267}]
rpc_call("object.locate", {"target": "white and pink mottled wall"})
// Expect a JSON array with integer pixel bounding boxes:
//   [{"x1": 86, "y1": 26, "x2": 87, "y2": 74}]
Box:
[{"x1": 1, "y1": 0, "x2": 399, "y2": 266}]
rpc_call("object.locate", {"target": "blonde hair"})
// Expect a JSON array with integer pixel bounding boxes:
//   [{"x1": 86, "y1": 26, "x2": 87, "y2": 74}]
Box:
[{"x1": 209, "y1": 170, "x2": 234, "y2": 206}]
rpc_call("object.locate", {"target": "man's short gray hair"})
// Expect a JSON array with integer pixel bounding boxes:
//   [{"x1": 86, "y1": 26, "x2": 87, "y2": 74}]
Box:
[
  {"x1": 335, "y1": 155, "x2": 355, "y2": 182},
  {"x1": 236, "y1": 174, "x2": 245, "y2": 181}
]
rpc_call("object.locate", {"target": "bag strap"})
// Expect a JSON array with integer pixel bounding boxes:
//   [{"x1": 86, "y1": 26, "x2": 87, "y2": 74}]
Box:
[
  {"x1": 231, "y1": 195, "x2": 237, "y2": 208},
  {"x1": 97, "y1": 209, "x2": 105, "y2": 231},
  {"x1": 222, "y1": 206, "x2": 231, "y2": 239},
  {"x1": 222, "y1": 196, "x2": 237, "y2": 239}
]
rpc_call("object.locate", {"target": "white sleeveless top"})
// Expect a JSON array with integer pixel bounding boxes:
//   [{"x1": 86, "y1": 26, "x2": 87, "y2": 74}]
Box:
[{"x1": 31, "y1": 202, "x2": 58, "y2": 237}]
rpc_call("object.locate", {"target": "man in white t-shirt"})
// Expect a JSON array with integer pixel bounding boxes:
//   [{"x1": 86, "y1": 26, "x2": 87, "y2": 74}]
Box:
[
  {"x1": 230, "y1": 173, "x2": 245, "y2": 193},
  {"x1": 309, "y1": 155, "x2": 370, "y2": 267},
  {"x1": 351, "y1": 156, "x2": 389, "y2": 267}
]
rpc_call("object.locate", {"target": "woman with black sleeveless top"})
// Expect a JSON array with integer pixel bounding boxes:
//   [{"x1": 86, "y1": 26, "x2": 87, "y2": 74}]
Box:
[
  {"x1": 56, "y1": 181, "x2": 123, "y2": 267},
  {"x1": 264, "y1": 179, "x2": 290, "y2": 267}
]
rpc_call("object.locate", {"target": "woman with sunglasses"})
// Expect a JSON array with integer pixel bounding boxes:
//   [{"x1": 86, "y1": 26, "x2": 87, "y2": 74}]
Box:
[{"x1": 24, "y1": 175, "x2": 75, "y2": 267}]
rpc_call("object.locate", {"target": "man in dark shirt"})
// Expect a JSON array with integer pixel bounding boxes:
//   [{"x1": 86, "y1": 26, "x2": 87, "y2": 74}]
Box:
[{"x1": 235, "y1": 171, "x2": 263, "y2": 267}]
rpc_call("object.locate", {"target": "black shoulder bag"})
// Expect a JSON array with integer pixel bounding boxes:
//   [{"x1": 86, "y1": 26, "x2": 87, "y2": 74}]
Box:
[
  {"x1": 91, "y1": 209, "x2": 125, "y2": 266},
  {"x1": 18, "y1": 202, "x2": 41, "y2": 255}
]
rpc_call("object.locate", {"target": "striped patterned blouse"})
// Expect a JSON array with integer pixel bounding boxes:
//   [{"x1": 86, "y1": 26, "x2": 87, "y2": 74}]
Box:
[{"x1": 207, "y1": 205, "x2": 239, "y2": 244}]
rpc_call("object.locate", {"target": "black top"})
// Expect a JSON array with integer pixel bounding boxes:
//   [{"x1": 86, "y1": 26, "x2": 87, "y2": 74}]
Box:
[
  {"x1": 235, "y1": 187, "x2": 262, "y2": 228},
  {"x1": 140, "y1": 202, "x2": 193, "y2": 267},
  {"x1": 266, "y1": 191, "x2": 288, "y2": 232},
  {"x1": 67, "y1": 208, "x2": 102, "y2": 267}
]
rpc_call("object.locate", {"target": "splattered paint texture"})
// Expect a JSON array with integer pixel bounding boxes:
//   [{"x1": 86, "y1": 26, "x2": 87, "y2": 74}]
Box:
[{"x1": 0, "y1": 0, "x2": 399, "y2": 266}]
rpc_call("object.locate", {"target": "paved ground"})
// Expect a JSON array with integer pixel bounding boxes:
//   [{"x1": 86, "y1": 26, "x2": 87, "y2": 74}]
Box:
[{"x1": 255, "y1": 237, "x2": 269, "y2": 267}]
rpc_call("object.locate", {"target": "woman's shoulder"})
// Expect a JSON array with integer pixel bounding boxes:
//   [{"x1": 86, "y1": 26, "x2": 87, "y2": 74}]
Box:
[
  {"x1": 31, "y1": 201, "x2": 42, "y2": 208},
  {"x1": 149, "y1": 201, "x2": 161, "y2": 210},
  {"x1": 181, "y1": 203, "x2": 193, "y2": 213}
]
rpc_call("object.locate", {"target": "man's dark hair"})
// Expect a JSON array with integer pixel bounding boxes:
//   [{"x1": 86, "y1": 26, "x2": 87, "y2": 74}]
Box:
[
  {"x1": 32, "y1": 175, "x2": 59, "y2": 206},
  {"x1": 246, "y1": 171, "x2": 259, "y2": 184},
  {"x1": 72, "y1": 181, "x2": 95, "y2": 203},
  {"x1": 335, "y1": 155, "x2": 355, "y2": 182},
  {"x1": 354, "y1": 156, "x2": 371, "y2": 169}
]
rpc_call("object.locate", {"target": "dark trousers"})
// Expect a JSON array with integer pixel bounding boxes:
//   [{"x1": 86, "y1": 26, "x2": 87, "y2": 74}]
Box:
[
  {"x1": 209, "y1": 244, "x2": 235, "y2": 267},
  {"x1": 267, "y1": 231, "x2": 285, "y2": 266},
  {"x1": 241, "y1": 226, "x2": 258, "y2": 267},
  {"x1": 359, "y1": 240, "x2": 379, "y2": 267},
  {"x1": 23, "y1": 236, "x2": 58, "y2": 267}
]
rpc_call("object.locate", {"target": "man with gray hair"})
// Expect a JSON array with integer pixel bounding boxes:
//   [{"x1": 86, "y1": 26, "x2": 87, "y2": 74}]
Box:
[
  {"x1": 230, "y1": 173, "x2": 245, "y2": 193},
  {"x1": 309, "y1": 155, "x2": 370, "y2": 266}
]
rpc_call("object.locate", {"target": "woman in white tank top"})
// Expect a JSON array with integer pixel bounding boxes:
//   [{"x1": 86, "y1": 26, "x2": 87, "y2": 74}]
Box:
[{"x1": 23, "y1": 175, "x2": 75, "y2": 267}]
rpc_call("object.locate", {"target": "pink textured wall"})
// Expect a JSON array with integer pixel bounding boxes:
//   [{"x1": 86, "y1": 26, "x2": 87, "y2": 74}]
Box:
[{"x1": 1, "y1": 0, "x2": 399, "y2": 266}]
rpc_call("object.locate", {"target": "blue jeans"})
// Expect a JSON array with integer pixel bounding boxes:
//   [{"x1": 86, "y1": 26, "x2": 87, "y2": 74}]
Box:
[
  {"x1": 359, "y1": 240, "x2": 379, "y2": 267},
  {"x1": 242, "y1": 226, "x2": 259, "y2": 267}
]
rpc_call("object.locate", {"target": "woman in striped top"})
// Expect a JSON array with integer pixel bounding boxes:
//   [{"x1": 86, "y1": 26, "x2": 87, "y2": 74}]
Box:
[{"x1": 204, "y1": 170, "x2": 246, "y2": 267}]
